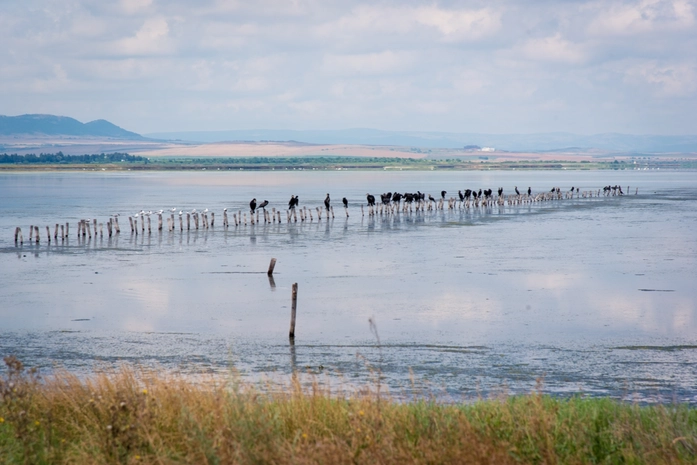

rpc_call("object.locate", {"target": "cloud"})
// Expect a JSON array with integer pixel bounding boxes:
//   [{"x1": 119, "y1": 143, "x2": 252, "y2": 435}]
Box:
[
  {"x1": 519, "y1": 34, "x2": 588, "y2": 64},
  {"x1": 110, "y1": 17, "x2": 173, "y2": 56},
  {"x1": 587, "y1": 0, "x2": 696, "y2": 36},
  {"x1": 0, "y1": 0, "x2": 696, "y2": 133},
  {"x1": 624, "y1": 61, "x2": 697, "y2": 96}
]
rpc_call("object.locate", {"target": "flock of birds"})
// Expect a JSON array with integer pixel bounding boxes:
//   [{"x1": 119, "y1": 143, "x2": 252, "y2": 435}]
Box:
[{"x1": 13, "y1": 184, "x2": 632, "y2": 245}]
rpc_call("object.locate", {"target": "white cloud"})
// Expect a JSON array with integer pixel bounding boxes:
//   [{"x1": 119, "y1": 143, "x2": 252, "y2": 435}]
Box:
[
  {"x1": 625, "y1": 61, "x2": 697, "y2": 96},
  {"x1": 520, "y1": 34, "x2": 588, "y2": 64},
  {"x1": 587, "y1": 0, "x2": 696, "y2": 36},
  {"x1": 111, "y1": 17, "x2": 173, "y2": 55}
]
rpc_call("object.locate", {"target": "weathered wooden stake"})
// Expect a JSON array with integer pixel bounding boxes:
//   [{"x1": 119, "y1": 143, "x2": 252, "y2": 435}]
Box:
[
  {"x1": 29, "y1": 225, "x2": 33, "y2": 242},
  {"x1": 129, "y1": 216, "x2": 134, "y2": 232},
  {"x1": 211, "y1": 212, "x2": 215, "y2": 227},
  {"x1": 35, "y1": 226, "x2": 40, "y2": 243},
  {"x1": 147, "y1": 215, "x2": 152, "y2": 233},
  {"x1": 113, "y1": 218, "x2": 119, "y2": 234},
  {"x1": 289, "y1": 283, "x2": 298, "y2": 340},
  {"x1": 14, "y1": 227, "x2": 20, "y2": 244},
  {"x1": 158, "y1": 213, "x2": 163, "y2": 231},
  {"x1": 54, "y1": 224, "x2": 59, "y2": 239},
  {"x1": 93, "y1": 218, "x2": 97, "y2": 235},
  {"x1": 46, "y1": 226, "x2": 51, "y2": 243},
  {"x1": 66, "y1": 222, "x2": 70, "y2": 237},
  {"x1": 61, "y1": 224, "x2": 65, "y2": 240},
  {"x1": 267, "y1": 258, "x2": 277, "y2": 276}
]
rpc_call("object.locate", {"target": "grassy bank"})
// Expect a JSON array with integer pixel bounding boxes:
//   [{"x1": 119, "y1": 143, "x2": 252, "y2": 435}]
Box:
[{"x1": 1, "y1": 357, "x2": 695, "y2": 464}]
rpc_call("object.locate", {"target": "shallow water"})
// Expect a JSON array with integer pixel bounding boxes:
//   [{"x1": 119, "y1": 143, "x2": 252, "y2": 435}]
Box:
[{"x1": 1, "y1": 170, "x2": 696, "y2": 403}]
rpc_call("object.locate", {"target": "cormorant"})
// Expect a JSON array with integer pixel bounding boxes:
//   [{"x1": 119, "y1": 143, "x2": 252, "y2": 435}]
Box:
[
  {"x1": 258, "y1": 200, "x2": 269, "y2": 211},
  {"x1": 441, "y1": 190, "x2": 447, "y2": 199},
  {"x1": 250, "y1": 198, "x2": 257, "y2": 213},
  {"x1": 324, "y1": 193, "x2": 331, "y2": 211},
  {"x1": 527, "y1": 187, "x2": 531, "y2": 196},
  {"x1": 515, "y1": 186, "x2": 520, "y2": 195},
  {"x1": 342, "y1": 197, "x2": 348, "y2": 208}
]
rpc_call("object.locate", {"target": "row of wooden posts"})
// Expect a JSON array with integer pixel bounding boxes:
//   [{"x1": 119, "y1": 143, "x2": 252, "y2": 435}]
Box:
[
  {"x1": 267, "y1": 258, "x2": 298, "y2": 342},
  {"x1": 13, "y1": 186, "x2": 631, "y2": 246}
]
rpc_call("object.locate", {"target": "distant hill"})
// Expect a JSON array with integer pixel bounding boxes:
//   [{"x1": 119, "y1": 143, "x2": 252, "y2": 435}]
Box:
[
  {"x1": 145, "y1": 128, "x2": 697, "y2": 153},
  {"x1": 0, "y1": 114, "x2": 144, "y2": 139}
]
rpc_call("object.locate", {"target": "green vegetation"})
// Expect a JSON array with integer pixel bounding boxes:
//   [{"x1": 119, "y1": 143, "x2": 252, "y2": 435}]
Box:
[
  {"x1": 1, "y1": 357, "x2": 696, "y2": 464},
  {"x1": 1, "y1": 152, "x2": 695, "y2": 171},
  {"x1": 0, "y1": 152, "x2": 148, "y2": 165}
]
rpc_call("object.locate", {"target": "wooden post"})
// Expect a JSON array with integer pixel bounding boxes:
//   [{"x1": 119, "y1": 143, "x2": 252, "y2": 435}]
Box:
[
  {"x1": 129, "y1": 216, "x2": 134, "y2": 232},
  {"x1": 186, "y1": 213, "x2": 190, "y2": 230},
  {"x1": 60, "y1": 224, "x2": 65, "y2": 240},
  {"x1": 93, "y1": 218, "x2": 97, "y2": 235},
  {"x1": 158, "y1": 213, "x2": 163, "y2": 231},
  {"x1": 267, "y1": 258, "x2": 277, "y2": 276},
  {"x1": 211, "y1": 212, "x2": 215, "y2": 227},
  {"x1": 66, "y1": 221, "x2": 70, "y2": 237},
  {"x1": 277, "y1": 211, "x2": 281, "y2": 222},
  {"x1": 147, "y1": 215, "x2": 151, "y2": 233},
  {"x1": 35, "y1": 226, "x2": 40, "y2": 243},
  {"x1": 14, "y1": 227, "x2": 20, "y2": 244},
  {"x1": 54, "y1": 223, "x2": 59, "y2": 239},
  {"x1": 289, "y1": 283, "x2": 298, "y2": 340},
  {"x1": 29, "y1": 225, "x2": 33, "y2": 242},
  {"x1": 179, "y1": 214, "x2": 183, "y2": 231},
  {"x1": 170, "y1": 213, "x2": 175, "y2": 231},
  {"x1": 46, "y1": 225, "x2": 51, "y2": 243},
  {"x1": 113, "y1": 218, "x2": 119, "y2": 234},
  {"x1": 134, "y1": 217, "x2": 138, "y2": 235}
]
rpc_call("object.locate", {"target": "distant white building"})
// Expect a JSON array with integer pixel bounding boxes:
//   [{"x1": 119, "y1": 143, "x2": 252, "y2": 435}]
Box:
[{"x1": 480, "y1": 147, "x2": 495, "y2": 152}]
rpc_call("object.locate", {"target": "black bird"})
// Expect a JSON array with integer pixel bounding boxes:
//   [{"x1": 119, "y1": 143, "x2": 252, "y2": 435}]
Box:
[
  {"x1": 366, "y1": 194, "x2": 375, "y2": 206},
  {"x1": 428, "y1": 194, "x2": 436, "y2": 203},
  {"x1": 324, "y1": 193, "x2": 331, "y2": 211},
  {"x1": 250, "y1": 198, "x2": 257, "y2": 213},
  {"x1": 478, "y1": 188, "x2": 482, "y2": 198},
  {"x1": 527, "y1": 187, "x2": 531, "y2": 196},
  {"x1": 458, "y1": 190, "x2": 464, "y2": 201},
  {"x1": 515, "y1": 186, "x2": 520, "y2": 195},
  {"x1": 288, "y1": 195, "x2": 297, "y2": 209},
  {"x1": 342, "y1": 197, "x2": 348, "y2": 208},
  {"x1": 498, "y1": 187, "x2": 503, "y2": 197},
  {"x1": 258, "y1": 200, "x2": 269, "y2": 211},
  {"x1": 441, "y1": 190, "x2": 447, "y2": 199}
]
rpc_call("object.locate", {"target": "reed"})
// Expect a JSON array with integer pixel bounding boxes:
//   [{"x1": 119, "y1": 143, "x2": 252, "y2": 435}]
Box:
[{"x1": 1, "y1": 356, "x2": 695, "y2": 464}]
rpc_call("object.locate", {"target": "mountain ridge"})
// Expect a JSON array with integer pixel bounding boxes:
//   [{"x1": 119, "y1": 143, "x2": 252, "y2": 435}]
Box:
[{"x1": 0, "y1": 114, "x2": 144, "y2": 140}]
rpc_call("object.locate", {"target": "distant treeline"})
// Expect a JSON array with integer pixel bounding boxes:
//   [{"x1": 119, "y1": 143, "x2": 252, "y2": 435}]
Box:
[{"x1": 0, "y1": 152, "x2": 148, "y2": 164}]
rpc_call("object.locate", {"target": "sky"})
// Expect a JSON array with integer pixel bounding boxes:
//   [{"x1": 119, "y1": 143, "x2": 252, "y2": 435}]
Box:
[{"x1": 1, "y1": 0, "x2": 696, "y2": 135}]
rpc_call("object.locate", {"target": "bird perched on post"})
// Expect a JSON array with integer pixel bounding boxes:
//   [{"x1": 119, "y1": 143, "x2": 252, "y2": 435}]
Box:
[
  {"x1": 366, "y1": 194, "x2": 375, "y2": 206},
  {"x1": 515, "y1": 186, "x2": 520, "y2": 195},
  {"x1": 342, "y1": 197, "x2": 348, "y2": 208},
  {"x1": 441, "y1": 190, "x2": 447, "y2": 199},
  {"x1": 258, "y1": 200, "x2": 269, "y2": 211},
  {"x1": 324, "y1": 193, "x2": 331, "y2": 211},
  {"x1": 288, "y1": 195, "x2": 298, "y2": 209},
  {"x1": 250, "y1": 198, "x2": 257, "y2": 214},
  {"x1": 527, "y1": 187, "x2": 531, "y2": 196}
]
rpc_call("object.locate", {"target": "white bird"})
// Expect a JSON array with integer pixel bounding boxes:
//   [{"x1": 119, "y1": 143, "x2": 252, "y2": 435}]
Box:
[
  {"x1": 204, "y1": 208, "x2": 209, "y2": 213},
  {"x1": 171, "y1": 208, "x2": 176, "y2": 212},
  {"x1": 223, "y1": 207, "x2": 227, "y2": 211},
  {"x1": 191, "y1": 208, "x2": 196, "y2": 213},
  {"x1": 179, "y1": 210, "x2": 183, "y2": 216}
]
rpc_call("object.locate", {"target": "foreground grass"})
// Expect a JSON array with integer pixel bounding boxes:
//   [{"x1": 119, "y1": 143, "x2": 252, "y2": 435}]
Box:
[{"x1": 1, "y1": 358, "x2": 695, "y2": 464}]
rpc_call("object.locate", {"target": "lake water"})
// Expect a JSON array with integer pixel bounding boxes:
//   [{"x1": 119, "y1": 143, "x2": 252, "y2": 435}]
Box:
[{"x1": 1, "y1": 170, "x2": 696, "y2": 403}]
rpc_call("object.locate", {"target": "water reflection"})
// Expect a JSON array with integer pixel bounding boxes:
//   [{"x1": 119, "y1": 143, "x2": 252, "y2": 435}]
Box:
[{"x1": 0, "y1": 171, "x2": 696, "y2": 402}]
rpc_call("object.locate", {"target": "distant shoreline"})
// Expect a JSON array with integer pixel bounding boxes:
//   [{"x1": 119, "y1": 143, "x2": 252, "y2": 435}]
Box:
[{"x1": 0, "y1": 158, "x2": 695, "y2": 171}]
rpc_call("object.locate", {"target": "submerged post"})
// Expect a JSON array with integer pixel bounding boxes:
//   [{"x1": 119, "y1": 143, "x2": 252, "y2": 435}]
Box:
[
  {"x1": 268, "y1": 258, "x2": 277, "y2": 276},
  {"x1": 289, "y1": 283, "x2": 298, "y2": 340}
]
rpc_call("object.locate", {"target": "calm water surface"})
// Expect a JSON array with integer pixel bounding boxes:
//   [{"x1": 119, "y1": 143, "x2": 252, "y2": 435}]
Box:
[{"x1": 1, "y1": 170, "x2": 696, "y2": 403}]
